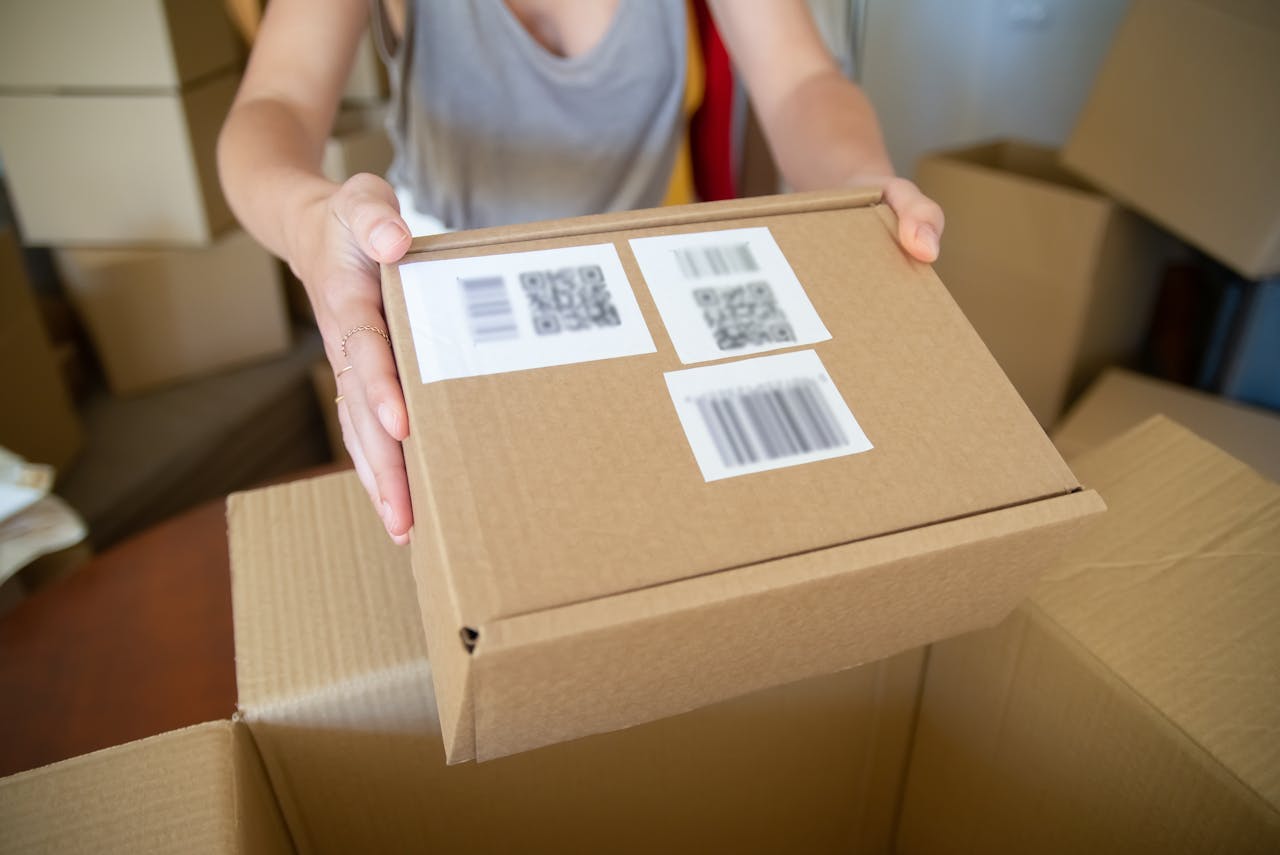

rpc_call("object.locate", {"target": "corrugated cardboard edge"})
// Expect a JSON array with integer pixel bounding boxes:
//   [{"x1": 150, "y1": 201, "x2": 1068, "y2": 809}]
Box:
[
  {"x1": 466, "y1": 488, "x2": 1104, "y2": 761},
  {"x1": 0, "y1": 720, "x2": 293, "y2": 854}
]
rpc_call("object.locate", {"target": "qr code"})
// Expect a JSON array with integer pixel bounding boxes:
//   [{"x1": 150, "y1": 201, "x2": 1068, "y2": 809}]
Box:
[
  {"x1": 693, "y1": 282, "x2": 795, "y2": 351},
  {"x1": 519, "y1": 266, "x2": 622, "y2": 336}
]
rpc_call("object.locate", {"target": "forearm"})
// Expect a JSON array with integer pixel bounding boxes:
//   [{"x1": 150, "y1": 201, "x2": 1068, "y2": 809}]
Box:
[
  {"x1": 760, "y1": 69, "x2": 896, "y2": 191},
  {"x1": 217, "y1": 96, "x2": 338, "y2": 268}
]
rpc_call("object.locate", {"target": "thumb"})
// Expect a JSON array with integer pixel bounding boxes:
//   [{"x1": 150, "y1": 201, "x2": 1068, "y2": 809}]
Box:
[{"x1": 334, "y1": 173, "x2": 412, "y2": 265}]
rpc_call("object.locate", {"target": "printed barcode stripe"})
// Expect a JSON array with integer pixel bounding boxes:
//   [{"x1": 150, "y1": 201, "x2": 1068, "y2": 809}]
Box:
[
  {"x1": 695, "y1": 377, "x2": 848, "y2": 468},
  {"x1": 673, "y1": 243, "x2": 758, "y2": 279},
  {"x1": 459, "y1": 276, "x2": 518, "y2": 343}
]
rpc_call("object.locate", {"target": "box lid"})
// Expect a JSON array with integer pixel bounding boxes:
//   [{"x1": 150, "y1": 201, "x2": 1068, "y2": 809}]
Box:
[
  {"x1": 382, "y1": 191, "x2": 1080, "y2": 627},
  {"x1": 1039, "y1": 416, "x2": 1280, "y2": 812}
]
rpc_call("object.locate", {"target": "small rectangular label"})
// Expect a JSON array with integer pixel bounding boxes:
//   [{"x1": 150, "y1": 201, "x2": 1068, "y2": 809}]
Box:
[
  {"x1": 629, "y1": 227, "x2": 831, "y2": 364},
  {"x1": 399, "y1": 244, "x2": 656, "y2": 383},
  {"x1": 665, "y1": 350, "x2": 872, "y2": 481}
]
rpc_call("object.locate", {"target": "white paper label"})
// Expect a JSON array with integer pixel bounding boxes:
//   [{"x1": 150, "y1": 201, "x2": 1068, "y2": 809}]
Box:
[
  {"x1": 400, "y1": 244, "x2": 656, "y2": 383},
  {"x1": 664, "y1": 350, "x2": 872, "y2": 481},
  {"x1": 629, "y1": 227, "x2": 831, "y2": 364}
]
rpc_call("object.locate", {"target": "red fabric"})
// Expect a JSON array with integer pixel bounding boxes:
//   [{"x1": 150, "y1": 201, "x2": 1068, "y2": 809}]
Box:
[{"x1": 691, "y1": 0, "x2": 736, "y2": 201}]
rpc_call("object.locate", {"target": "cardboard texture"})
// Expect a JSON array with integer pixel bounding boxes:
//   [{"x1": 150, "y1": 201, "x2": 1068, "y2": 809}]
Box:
[
  {"x1": 0, "y1": 227, "x2": 82, "y2": 471},
  {"x1": 381, "y1": 189, "x2": 1103, "y2": 762},
  {"x1": 1062, "y1": 0, "x2": 1280, "y2": 279},
  {"x1": 916, "y1": 140, "x2": 1168, "y2": 425},
  {"x1": 54, "y1": 229, "x2": 290, "y2": 396},
  {"x1": 897, "y1": 417, "x2": 1280, "y2": 854},
  {"x1": 0, "y1": 71, "x2": 238, "y2": 246},
  {"x1": 0, "y1": 720, "x2": 293, "y2": 854},
  {"x1": 320, "y1": 106, "x2": 392, "y2": 184},
  {"x1": 1054, "y1": 368, "x2": 1280, "y2": 481},
  {"x1": 0, "y1": 0, "x2": 239, "y2": 91},
  {"x1": 229, "y1": 471, "x2": 923, "y2": 855}
]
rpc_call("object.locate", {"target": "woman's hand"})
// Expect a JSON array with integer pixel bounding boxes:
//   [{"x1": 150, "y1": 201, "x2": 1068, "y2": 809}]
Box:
[
  {"x1": 289, "y1": 173, "x2": 415, "y2": 544},
  {"x1": 877, "y1": 176, "x2": 945, "y2": 264}
]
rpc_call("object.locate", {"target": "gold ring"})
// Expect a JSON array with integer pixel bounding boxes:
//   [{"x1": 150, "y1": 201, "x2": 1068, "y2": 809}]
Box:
[
  {"x1": 334, "y1": 395, "x2": 345, "y2": 404},
  {"x1": 336, "y1": 364, "x2": 355, "y2": 378},
  {"x1": 341, "y1": 325, "x2": 391, "y2": 360}
]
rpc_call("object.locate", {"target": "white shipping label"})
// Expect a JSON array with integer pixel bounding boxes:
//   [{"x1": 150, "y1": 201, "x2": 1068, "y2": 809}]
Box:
[
  {"x1": 629, "y1": 227, "x2": 831, "y2": 364},
  {"x1": 665, "y1": 350, "x2": 872, "y2": 482},
  {"x1": 399, "y1": 244, "x2": 656, "y2": 383}
]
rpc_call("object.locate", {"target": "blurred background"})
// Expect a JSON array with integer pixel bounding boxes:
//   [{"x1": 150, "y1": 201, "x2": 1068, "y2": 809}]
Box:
[{"x1": 1, "y1": 0, "x2": 1276, "y2": 607}]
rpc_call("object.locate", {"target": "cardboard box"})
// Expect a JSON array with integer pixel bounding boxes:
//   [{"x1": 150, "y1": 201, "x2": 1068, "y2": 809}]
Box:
[
  {"x1": 916, "y1": 140, "x2": 1168, "y2": 425},
  {"x1": 1054, "y1": 367, "x2": 1280, "y2": 481},
  {"x1": 1061, "y1": 0, "x2": 1280, "y2": 279},
  {"x1": 0, "y1": 71, "x2": 238, "y2": 246},
  {"x1": 896, "y1": 417, "x2": 1280, "y2": 854},
  {"x1": 0, "y1": 227, "x2": 82, "y2": 472},
  {"x1": 320, "y1": 106, "x2": 392, "y2": 184},
  {"x1": 54, "y1": 229, "x2": 290, "y2": 395},
  {"x1": 0, "y1": 0, "x2": 239, "y2": 91},
  {"x1": 0, "y1": 720, "x2": 292, "y2": 854},
  {"x1": 230, "y1": 469, "x2": 924, "y2": 854},
  {"x1": 380, "y1": 189, "x2": 1104, "y2": 762}
]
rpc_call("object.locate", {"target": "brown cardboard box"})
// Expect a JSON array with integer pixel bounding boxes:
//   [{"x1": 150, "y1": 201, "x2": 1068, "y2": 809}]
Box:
[
  {"x1": 1062, "y1": 0, "x2": 1280, "y2": 279},
  {"x1": 0, "y1": 72, "x2": 238, "y2": 246},
  {"x1": 229, "y1": 470, "x2": 923, "y2": 854},
  {"x1": 0, "y1": 721, "x2": 292, "y2": 854},
  {"x1": 0, "y1": 0, "x2": 239, "y2": 91},
  {"x1": 320, "y1": 106, "x2": 392, "y2": 184},
  {"x1": 380, "y1": 189, "x2": 1104, "y2": 763},
  {"x1": 896, "y1": 417, "x2": 1280, "y2": 854},
  {"x1": 54, "y1": 229, "x2": 290, "y2": 395},
  {"x1": 1054, "y1": 367, "x2": 1280, "y2": 481},
  {"x1": 916, "y1": 141, "x2": 1168, "y2": 425},
  {"x1": 0, "y1": 227, "x2": 82, "y2": 472}
]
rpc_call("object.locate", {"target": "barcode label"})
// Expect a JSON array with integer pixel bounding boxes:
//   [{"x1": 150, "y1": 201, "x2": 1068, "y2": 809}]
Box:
[
  {"x1": 673, "y1": 243, "x2": 758, "y2": 279},
  {"x1": 665, "y1": 350, "x2": 872, "y2": 481},
  {"x1": 458, "y1": 276, "x2": 518, "y2": 343},
  {"x1": 401, "y1": 243, "x2": 656, "y2": 384},
  {"x1": 630, "y1": 227, "x2": 831, "y2": 365},
  {"x1": 695, "y1": 378, "x2": 848, "y2": 468}
]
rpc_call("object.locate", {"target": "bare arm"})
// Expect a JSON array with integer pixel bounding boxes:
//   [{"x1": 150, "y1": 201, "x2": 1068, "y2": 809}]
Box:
[
  {"x1": 708, "y1": 0, "x2": 943, "y2": 261},
  {"x1": 218, "y1": 0, "x2": 415, "y2": 543}
]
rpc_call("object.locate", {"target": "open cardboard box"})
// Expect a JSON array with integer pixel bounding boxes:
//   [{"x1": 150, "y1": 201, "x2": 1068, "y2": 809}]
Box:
[
  {"x1": 898, "y1": 417, "x2": 1280, "y2": 853},
  {"x1": 380, "y1": 189, "x2": 1105, "y2": 763}
]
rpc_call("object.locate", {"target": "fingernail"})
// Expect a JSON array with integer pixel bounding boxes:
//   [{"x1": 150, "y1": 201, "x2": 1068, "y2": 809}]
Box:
[
  {"x1": 371, "y1": 222, "x2": 408, "y2": 259},
  {"x1": 377, "y1": 403, "x2": 398, "y2": 436},
  {"x1": 915, "y1": 224, "x2": 940, "y2": 260}
]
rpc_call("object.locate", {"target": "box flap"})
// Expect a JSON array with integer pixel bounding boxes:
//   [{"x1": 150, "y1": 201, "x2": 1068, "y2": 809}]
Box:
[
  {"x1": 383, "y1": 191, "x2": 1079, "y2": 626},
  {"x1": 0, "y1": 720, "x2": 292, "y2": 854},
  {"x1": 1036, "y1": 416, "x2": 1280, "y2": 811},
  {"x1": 1053, "y1": 368, "x2": 1280, "y2": 481}
]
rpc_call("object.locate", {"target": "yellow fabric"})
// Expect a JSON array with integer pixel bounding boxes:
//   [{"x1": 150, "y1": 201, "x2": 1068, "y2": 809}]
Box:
[{"x1": 662, "y1": 0, "x2": 705, "y2": 206}]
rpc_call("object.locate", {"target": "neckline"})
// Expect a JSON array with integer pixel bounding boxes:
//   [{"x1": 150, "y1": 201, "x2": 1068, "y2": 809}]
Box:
[{"x1": 492, "y1": 0, "x2": 632, "y2": 77}]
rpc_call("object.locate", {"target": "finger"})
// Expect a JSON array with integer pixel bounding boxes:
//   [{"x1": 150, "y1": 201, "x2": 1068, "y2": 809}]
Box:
[
  {"x1": 332, "y1": 173, "x2": 412, "y2": 265},
  {"x1": 338, "y1": 364, "x2": 414, "y2": 542},
  {"x1": 336, "y1": 395, "x2": 379, "y2": 505},
  {"x1": 883, "y1": 178, "x2": 945, "y2": 263}
]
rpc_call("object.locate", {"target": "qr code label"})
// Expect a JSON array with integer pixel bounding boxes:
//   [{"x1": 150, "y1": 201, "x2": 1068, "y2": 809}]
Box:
[
  {"x1": 693, "y1": 282, "x2": 796, "y2": 351},
  {"x1": 629, "y1": 227, "x2": 831, "y2": 365},
  {"x1": 520, "y1": 266, "x2": 622, "y2": 336}
]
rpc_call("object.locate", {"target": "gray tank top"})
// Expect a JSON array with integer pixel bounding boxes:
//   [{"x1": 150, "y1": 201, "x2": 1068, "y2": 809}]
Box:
[{"x1": 381, "y1": 0, "x2": 687, "y2": 230}]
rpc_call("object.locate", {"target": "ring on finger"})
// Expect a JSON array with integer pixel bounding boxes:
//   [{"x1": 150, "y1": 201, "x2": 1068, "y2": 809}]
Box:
[
  {"x1": 336, "y1": 364, "x2": 355, "y2": 379},
  {"x1": 334, "y1": 395, "x2": 345, "y2": 404},
  {"x1": 341, "y1": 325, "x2": 391, "y2": 361}
]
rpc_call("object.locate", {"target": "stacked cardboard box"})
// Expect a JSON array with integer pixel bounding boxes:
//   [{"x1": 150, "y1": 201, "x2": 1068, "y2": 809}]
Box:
[
  {"x1": 915, "y1": 141, "x2": 1170, "y2": 426},
  {"x1": 0, "y1": 0, "x2": 290, "y2": 396}
]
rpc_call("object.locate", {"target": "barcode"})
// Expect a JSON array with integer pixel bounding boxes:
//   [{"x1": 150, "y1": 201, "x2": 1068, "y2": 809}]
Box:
[
  {"x1": 458, "y1": 276, "x2": 518, "y2": 343},
  {"x1": 673, "y1": 243, "x2": 758, "y2": 279},
  {"x1": 694, "y1": 377, "x2": 849, "y2": 468}
]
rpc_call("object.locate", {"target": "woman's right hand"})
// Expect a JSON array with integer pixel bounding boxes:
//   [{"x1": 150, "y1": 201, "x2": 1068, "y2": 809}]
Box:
[{"x1": 288, "y1": 173, "x2": 415, "y2": 544}]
